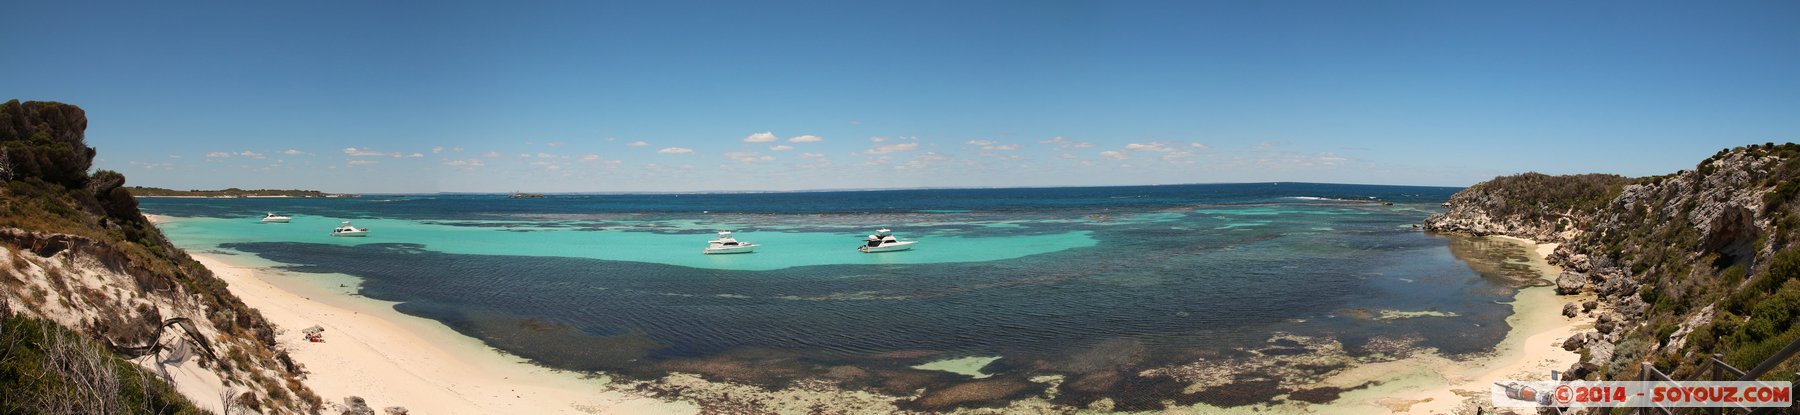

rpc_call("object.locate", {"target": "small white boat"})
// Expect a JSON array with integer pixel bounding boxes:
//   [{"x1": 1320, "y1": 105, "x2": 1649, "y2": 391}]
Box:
[
  {"x1": 703, "y1": 231, "x2": 759, "y2": 254},
  {"x1": 859, "y1": 229, "x2": 916, "y2": 253},
  {"x1": 260, "y1": 213, "x2": 292, "y2": 223},
  {"x1": 330, "y1": 221, "x2": 369, "y2": 237}
]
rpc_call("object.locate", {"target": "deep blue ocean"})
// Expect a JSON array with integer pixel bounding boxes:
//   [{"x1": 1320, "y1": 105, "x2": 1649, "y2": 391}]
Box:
[{"x1": 142, "y1": 183, "x2": 1545, "y2": 409}]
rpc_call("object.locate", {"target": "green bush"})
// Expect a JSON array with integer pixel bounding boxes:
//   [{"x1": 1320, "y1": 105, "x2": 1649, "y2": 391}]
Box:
[{"x1": 0, "y1": 315, "x2": 206, "y2": 414}]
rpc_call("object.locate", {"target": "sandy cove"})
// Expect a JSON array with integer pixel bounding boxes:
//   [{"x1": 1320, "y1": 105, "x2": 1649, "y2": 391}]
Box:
[
  {"x1": 152, "y1": 212, "x2": 1591, "y2": 414},
  {"x1": 183, "y1": 248, "x2": 694, "y2": 414},
  {"x1": 1311, "y1": 236, "x2": 1593, "y2": 415}
]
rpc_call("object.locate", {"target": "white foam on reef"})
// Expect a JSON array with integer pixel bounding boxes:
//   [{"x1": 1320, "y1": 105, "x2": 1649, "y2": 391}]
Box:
[{"x1": 911, "y1": 356, "x2": 1002, "y2": 379}]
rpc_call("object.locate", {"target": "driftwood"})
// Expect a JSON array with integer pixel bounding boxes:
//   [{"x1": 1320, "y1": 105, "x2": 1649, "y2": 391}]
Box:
[{"x1": 106, "y1": 317, "x2": 217, "y2": 363}]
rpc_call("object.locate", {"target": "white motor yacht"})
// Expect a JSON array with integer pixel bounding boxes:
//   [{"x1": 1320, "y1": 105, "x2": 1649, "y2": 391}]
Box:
[
  {"x1": 703, "y1": 231, "x2": 759, "y2": 254},
  {"x1": 859, "y1": 229, "x2": 916, "y2": 253},
  {"x1": 260, "y1": 212, "x2": 292, "y2": 223},
  {"x1": 330, "y1": 221, "x2": 369, "y2": 237}
]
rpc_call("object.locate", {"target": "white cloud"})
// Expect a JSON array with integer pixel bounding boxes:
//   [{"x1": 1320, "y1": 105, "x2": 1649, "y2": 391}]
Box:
[
  {"x1": 627, "y1": 140, "x2": 650, "y2": 147},
  {"x1": 536, "y1": 152, "x2": 559, "y2": 159},
  {"x1": 743, "y1": 132, "x2": 779, "y2": 143},
  {"x1": 864, "y1": 142, "x2": 918, "y2": 154},
  {"x1": 1191, "y1": 143, "x2": 1210, "y2": 150},
  {"x1": 870, "y1": 136, "x2": 887, "y2": 143},
  {"x1": 481, "y1": 151, "x2": 502, "y2": 158},
  {"x1": 432, "y1": 146, "x2": 446, "y2": 154},
  {"x1": 1099, "y1": 150, "x2": 1128, "y2": 160},
  {"x1": 787, "y1": 135, "x2": 822, "y2": 143},
  {"x1": 1073, "y1": 142, "x2": 1095, "y2": 148},
  {"x1": 206, "y1": 152, "x2": 233, "y2": 158},
  {"x1": 281, "y1": 149, "x2": 306, "y2": 155},
  {"x1": 344, "y1": 147, "x2": 388, "y2": 157},
  {"x1": 967, "y1": 140, "x2": 996, "y2": 146},
  {"x1": 658, "y1": 147, "x2": 694, "y2": 154},
  {"x1": 768, "y1": 145, "x2": 795, "y2": 151},
  {"x1": 239, "y1": 151, "x2": 265, "y2": 159},
  {"x1": 347, "y1": 159, "x2": 377, "y2": 166},
  {"x1": 393, "y1": 152, "x2": 424, "y2": 158},
  {"x1": 581, "y1": 154, "x2": 601, "y2": 162},
  {"x1": 546, "y1": 141, "x2": 566, "y2": 147},
  {"x1": 799, "y1": 153, "x2": 826, "y2": 158}
]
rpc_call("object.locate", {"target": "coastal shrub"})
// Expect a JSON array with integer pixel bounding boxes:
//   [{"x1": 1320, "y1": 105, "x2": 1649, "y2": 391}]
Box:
[{"x1": 0, "y1": 314, "x2": 206, "y2": 414}]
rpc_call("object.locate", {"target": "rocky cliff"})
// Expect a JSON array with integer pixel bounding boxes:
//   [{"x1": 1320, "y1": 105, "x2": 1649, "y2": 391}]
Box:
[
  {"x1": 0, "y1": 100, "x2": 319, "y2": 413},
  {"x1": 1427, "y1": 143, "x2": 1800, "y2": 383}
]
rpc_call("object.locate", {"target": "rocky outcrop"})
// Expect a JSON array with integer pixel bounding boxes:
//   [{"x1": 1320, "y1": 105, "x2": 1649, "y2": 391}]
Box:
[{"x1": 1428, "y1": 143, "x2": 1800, "y2": 383}]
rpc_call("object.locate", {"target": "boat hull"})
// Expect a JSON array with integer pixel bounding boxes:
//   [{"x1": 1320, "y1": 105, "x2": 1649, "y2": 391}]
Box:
[
  {"x1": 859, "y1": 241, "x2": 916, "y2": 253},
  {"x1": 331, "y1": 231, "x2": 368, "y2": 237},
  {"x1": 261, "y1": 218, "x2": 291, "y2": 223},
  {"x1": 704, "y1": 245, "x2": 758, "y2": 254}
]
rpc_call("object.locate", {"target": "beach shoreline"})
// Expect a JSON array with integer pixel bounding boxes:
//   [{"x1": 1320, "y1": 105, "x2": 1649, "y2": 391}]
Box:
[
  {"x1": 152, "y1": 215, "x2": 695, "y2": 414},
  {"x1": 1315, "y1": 235, "x2": 1590, "y2": 414}
]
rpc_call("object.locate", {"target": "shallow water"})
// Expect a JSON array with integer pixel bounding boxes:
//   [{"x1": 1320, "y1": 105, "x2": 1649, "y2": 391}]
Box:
[{"x1": 143, "y1": 183, "x2": 1537, "y2": 409}]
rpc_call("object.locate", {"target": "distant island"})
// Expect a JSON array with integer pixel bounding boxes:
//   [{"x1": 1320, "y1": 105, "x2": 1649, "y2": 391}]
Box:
[{"x1": 125, "y1": 186, "x2": 356, "y2": 198}]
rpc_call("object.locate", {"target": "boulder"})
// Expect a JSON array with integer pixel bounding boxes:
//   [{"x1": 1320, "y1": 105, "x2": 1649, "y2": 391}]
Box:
[
  {"x1": 342, "y1": 397, "x2": 375, "y2": 415},
  {"x1": 384, "y1": 407, "x2": 409, "y2": 415},
  {"x1": 1563, "y1": 361, "x2": 1590, "y2": 381},
  {"x1": 1582, "y1": 300, "x2": 1599, "y2": 313},
  {"x1": 1555, "y1": 270, "x2": 1586, "y2": 295},
  {"x1": 1581, "y1": 342, "x2": 1615, "y2": 373},
  {"x1": 1563, "y1": 302, "x2": 1580, "y2": 318},
  {"x1": 1562, "y1": 332, "x2": 1592, "y2": 351}
]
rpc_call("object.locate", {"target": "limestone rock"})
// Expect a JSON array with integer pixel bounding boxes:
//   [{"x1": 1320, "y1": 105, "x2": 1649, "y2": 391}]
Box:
[
  {"x1": 1663, "y1": 305, "x2": 1716, "y2": 355},
  {"x1": 1562, "y1": 302, "x2": 1580, "y2": 318},
  {"x1": 1562, "y1": 332, "x2": 1592, "y2": 351},
  {"x1": 1556, "y1": 270, "x2": 1586, "y2": 295},
  {"x1": 1582, "y1": 342, "x2": 1615, "y2": 373},
  {"x1": 342, "y1": 397, "x2": 375, "y2": 415}
]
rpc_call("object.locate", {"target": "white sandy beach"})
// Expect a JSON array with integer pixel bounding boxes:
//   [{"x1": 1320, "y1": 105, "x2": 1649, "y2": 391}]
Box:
[
  {"x1": 174, "y1": 232, "x2": 695, "y2": 414},
  {"x1": 189, "y1": 252, "x2": 695, "y2": 414}
]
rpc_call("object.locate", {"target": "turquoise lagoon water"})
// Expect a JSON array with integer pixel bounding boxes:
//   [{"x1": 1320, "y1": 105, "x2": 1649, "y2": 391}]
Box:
[{"x1": 141, "y1": 183, "x2": 1543, "y2": 410}]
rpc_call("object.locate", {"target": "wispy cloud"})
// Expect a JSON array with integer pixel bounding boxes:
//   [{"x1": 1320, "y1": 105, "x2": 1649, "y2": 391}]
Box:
[
  {"x1": 966, "y1": 140, "x2": 1019, "y2": 150},
  {"x1": 431, "y1": 146, "x2": 446, "y2": 154},
  {"x1": 769, "y1": 145, "x2": 795, "y2": 151},
  {"x1": 627, "y1": 140, "x2": 650, "y2": 147},
  {"x1": 658, "y1": 147, "x2": 694, "y2": 154},
  {"x1": 344, "y1": 147, "x2": 388, "y2": 157},
  {"x1": 1099, "y1": 150, "x2": 1128, "y2": 160},
  {"x1": 481, "y1": 151, "x2": 502, "y2": 158},
  {"x1": 347, "y1": 159, "x2": 377, "y2": 166},
  {"x1": 282, "y1": 149, "x2": 306, "y2": 155},
  {"x1": 724, "y1": 151, "x2": 775, "y2": 163},
  {"x1": 864, "y1": 142, "x2": 918, "y2": 155},
  {"x1": 205, "y1": 151, "x2": 233, "y2": 158},
  {"x1": 787, "y1": 135, "x2": 822, "y2": 143}
]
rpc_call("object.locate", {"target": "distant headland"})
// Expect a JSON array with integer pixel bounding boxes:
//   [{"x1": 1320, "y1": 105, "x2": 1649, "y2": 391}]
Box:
[{"x1": 125, "y1": 186, "x2": 357, "y2": 198}]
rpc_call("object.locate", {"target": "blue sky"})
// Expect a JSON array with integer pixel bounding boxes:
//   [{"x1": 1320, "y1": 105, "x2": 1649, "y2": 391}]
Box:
[{"x1": 4, "y1": 1, "x2": 1796, "y2": 193}]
